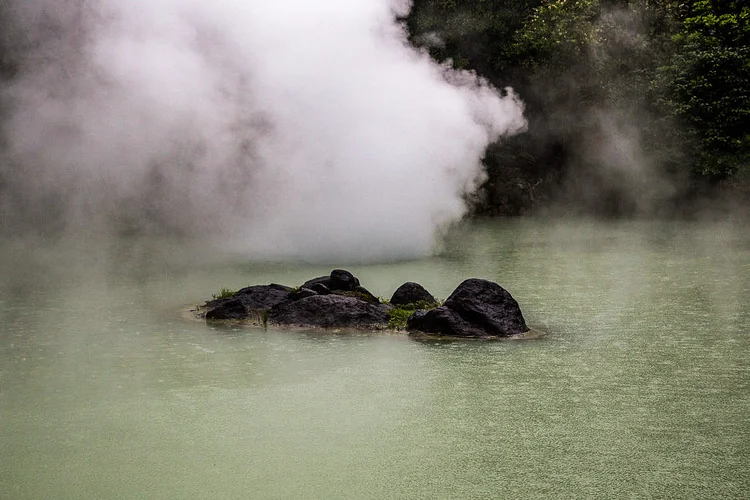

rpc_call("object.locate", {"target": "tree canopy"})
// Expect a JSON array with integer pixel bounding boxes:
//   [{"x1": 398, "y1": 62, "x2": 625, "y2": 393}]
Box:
[{"x1": 409, "y1": 0, "x2": 750, "y2": 214}]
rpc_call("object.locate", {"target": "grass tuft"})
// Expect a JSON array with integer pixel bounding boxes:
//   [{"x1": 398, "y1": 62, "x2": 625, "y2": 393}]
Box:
[{"x1": 211, "y1": 287, "x2": 237, "y2": 300}]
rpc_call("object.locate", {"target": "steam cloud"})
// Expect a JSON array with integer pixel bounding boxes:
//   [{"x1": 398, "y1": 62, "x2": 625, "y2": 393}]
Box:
[{"x1": 0, "y1": 0, "x2": 525, "y2": 261}]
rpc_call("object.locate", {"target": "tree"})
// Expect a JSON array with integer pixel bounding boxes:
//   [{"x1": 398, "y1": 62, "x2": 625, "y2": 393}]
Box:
[
  {"x1": 656, "y1": 1, "x2": 750, "y2": 179},
  {"x1": 406, "y1": 0, "x2": 748, "y2": 213}
]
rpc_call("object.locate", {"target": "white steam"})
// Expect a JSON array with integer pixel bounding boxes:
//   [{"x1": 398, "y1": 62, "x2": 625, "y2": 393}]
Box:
[{"x1": 1, "y1": 0, "x2": 525, "y2": 261}]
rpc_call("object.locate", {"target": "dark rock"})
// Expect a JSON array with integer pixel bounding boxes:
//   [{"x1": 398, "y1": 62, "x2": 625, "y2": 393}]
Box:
[
  {"x1": 443, "y1": 279, "x2": 527, "y2": 337},
  {"x1": 234, "y1": 284, "x2": 293, "y2": 310},
  {"x1": 302, "y1": 276, "x2": 330, "y2": 290},
  {"x1": 407, "y1": 306, "x2": 490, "y2": 338},
  {"x1": 331, "y1": 288, "x2": 380, "y2": 304},
  {"x1": 202, "y1": 274, "x2": 529, "y2": 339},
  {"x1": 409, "y1": 309, "x2": 426, "y2": 323},
  {"x1": 290, "y1": 287, "x2": 317, "y2": 301},
  {"x1": 310, "y1": 283, "x2": 331, "y2": 295},
  {"x1": 390, "y1": 282, "x2": 437, "y2": 307},
  {"x1": 407, "y1": 279, "x2": 527, "y2": 338},
  {"x1": 329, "y1": 269, "x2": 360, "y2": 291},
  {"x1": 269, "y1": 294, "x2": 389, "y2": 328},
  {"x1": 205, "y1": 297, "x2": 248, "y2": 320},
  {"x1": 205, "y1": 284, "x2": 293, "y2": 320},
  {"x1": 353, "y1": 285, "x2": 379, "y2": 304},
  {"x1": 302, "y1": 270, "x2": 360, "y2": 292}
]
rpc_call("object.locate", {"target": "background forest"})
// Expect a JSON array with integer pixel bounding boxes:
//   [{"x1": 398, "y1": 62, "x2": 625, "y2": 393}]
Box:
[{"x1": 407, "y1": 0, "x2": 749, "y2": 215}]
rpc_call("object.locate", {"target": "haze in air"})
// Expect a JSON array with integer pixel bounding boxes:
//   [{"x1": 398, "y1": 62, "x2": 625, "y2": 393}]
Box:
[{"x1": 0, "y1": 0, "x2": 526, "y2": 262}]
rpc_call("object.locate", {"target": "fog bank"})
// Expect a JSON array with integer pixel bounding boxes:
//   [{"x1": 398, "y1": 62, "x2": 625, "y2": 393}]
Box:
[{"x1": 0, "y1": 0, "x2": 525, "y2": 262}]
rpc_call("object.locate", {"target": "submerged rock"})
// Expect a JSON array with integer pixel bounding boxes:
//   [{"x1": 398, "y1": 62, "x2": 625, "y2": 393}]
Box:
[
  {"x1": 269, "y1": 294, "x2": 389, "y2": 328},
  {"x1": 407, "y1": 279, "x2": 528, "y2": 338}
]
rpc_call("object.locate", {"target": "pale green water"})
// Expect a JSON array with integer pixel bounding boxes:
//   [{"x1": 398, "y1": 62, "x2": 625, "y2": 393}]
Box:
[{"x1": 1, "y1": 218, "x2": 749, "y2": 499}]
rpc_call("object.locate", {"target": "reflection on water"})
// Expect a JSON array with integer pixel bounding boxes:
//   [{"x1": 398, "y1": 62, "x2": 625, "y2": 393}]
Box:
[{"x1": 1, "y1": 219, "x2": 749, "y2": 498}]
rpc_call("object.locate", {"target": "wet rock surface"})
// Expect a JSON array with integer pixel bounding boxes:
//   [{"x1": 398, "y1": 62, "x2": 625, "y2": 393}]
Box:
[
  {"x1": 205, "y1": 284, "x2": 292, "y2": 320},
  {"x1": 269, "y1": 294, "x2": 389, "y2": 328},
  {"x1": 408, "y1": 279, "x2": 528, "y2": 338},
  {"x1": 407, "y1": 307, "x2": 488, "y2": 338},
  {"x1": 329, "y1": 269, "x2": 360, "y2": 292},
  {"x1": 301, "y1": 269, "x2": 359, "y2": 293},
  {"x1": 201, "y1": 270, "x2": 529, "y2": 338},
  {"x1": 390, "y1": 282, "x2": 437, "y2": 307},
  {"x1": 204, "y1": 297, "x2": 248, "y2": 320}
]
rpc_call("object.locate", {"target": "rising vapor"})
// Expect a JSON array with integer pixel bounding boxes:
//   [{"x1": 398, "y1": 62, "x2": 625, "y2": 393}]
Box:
[{"x1": 0, "y1": 0, "x2": 526, "y2": 261}]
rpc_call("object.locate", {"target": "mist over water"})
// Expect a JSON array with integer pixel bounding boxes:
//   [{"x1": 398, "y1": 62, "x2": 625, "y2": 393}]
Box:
[
  {"x1": 2, "y1": 219, "x2": 749, "y2": 499},
  {"x1": 0, "y1": 0, "x2": 526, "y2": 262}
]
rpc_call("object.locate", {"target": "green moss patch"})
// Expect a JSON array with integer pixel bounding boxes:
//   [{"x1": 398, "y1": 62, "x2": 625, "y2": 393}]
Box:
[{"x1": 386, "y1": 300, "x2": 440, "y2": 330}]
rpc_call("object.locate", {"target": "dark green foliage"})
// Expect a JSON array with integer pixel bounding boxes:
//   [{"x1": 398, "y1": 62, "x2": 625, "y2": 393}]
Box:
[
  {"x1": 654, "y1": 1, "x2": 750, "y2": 179},
  {"x1": 407, "y1": 0, "x2": 542, "y2": 79},
  {"x1": 386, "y1": 307, "x2": 416, "y2": 330},
  {"x1": 510, "y1": 0, "x2": 601, "y2": 67},
  {"x1": 408, "y1": 0, "x2": 750, "y2": 212}
]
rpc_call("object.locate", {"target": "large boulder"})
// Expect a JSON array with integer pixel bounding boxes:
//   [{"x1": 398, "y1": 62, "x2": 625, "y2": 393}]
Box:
[
  {"x1": 205, "y1": 284, "x2": 292, "y2": 320},
  {"x1": 269, "y1": 294, "x2": 389, "y2": 328},
  {"x1": 445, "y1": 279, "x2": 528, "y2": 335},
  {"x1": 234, "y1": 284, "x2": 294, "y2": 309},
  {"x1": 390, "y1": 282, "x2": 437, "y2": 307},
  {"x1": 407, "y1": 279, "x2": 528, "y2": 338}
]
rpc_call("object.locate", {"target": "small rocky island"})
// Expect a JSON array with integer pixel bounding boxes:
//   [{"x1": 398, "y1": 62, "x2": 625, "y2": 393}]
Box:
[{"x1": 198, "y1": 269, "x2": 530, "y2": 339}]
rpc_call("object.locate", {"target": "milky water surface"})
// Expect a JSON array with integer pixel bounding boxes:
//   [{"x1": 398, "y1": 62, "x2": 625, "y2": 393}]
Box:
[{"x1": 1, "y1": 218, "x2": 749, "y2": 498}]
